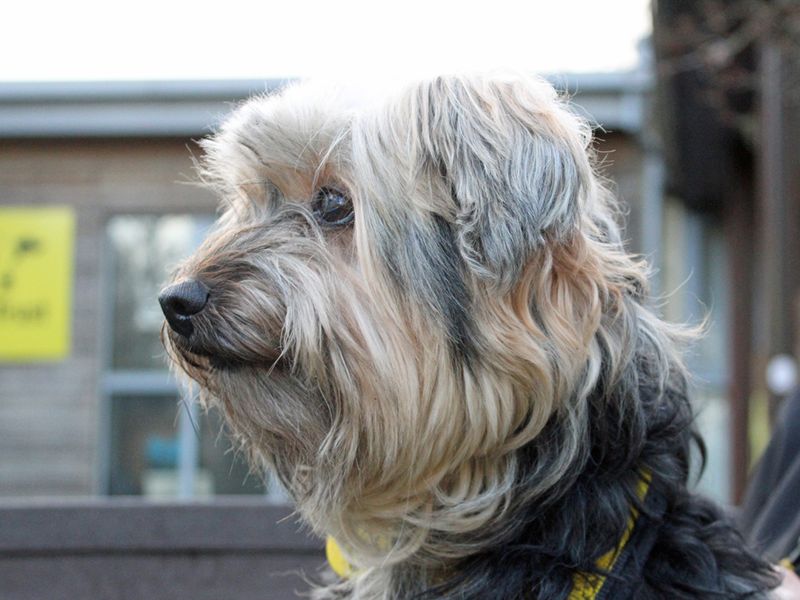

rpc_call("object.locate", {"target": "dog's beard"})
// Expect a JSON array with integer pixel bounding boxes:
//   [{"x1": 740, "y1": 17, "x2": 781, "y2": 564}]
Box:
[
  {"x1": 164, "y1": 317, "x2": 336, "y2": 499},
  {"x1": 164, "y1": 319, "x2": 286, "y2": 372},
  {"x1": 214, "y1": 364, "x2": 333, "y2": 493}
]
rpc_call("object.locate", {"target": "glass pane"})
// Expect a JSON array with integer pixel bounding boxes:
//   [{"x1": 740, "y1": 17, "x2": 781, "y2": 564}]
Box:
[
  {"x1": 108, "y1": 393, "x2": 264, "y2": 496},
  {"x1": 107, "y1": 215, "x2": 213, "y2": 370},
  {"x1": 200, "y1": 408, "x2": 266, "y2": 495},
  {"x1": 109, "y1": 393, "x2": 177, "y2": 495},
  {"x1": 106, "y1": 213, "x2": 267, "y2": 497}
]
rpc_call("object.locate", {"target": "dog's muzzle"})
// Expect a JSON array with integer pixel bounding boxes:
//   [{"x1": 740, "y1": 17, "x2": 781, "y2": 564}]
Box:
[{"x1": 158, "y1": 279, "x2": 209, "y2": 338}]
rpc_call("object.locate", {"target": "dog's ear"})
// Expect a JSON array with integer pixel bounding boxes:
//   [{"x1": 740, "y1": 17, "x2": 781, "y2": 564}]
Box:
[{"x1": 413, "y1": 74, "x2": 594, "y2": 286}]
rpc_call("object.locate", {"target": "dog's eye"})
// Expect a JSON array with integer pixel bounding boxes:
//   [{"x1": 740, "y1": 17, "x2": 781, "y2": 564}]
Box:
[{"x1": 311, "y1": 187, "x2": 354, "y2": 226}]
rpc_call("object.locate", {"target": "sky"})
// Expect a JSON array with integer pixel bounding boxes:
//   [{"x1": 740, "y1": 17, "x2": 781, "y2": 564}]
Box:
[{"x1": 2, "y1": 1, "x2": 652, "y2": 81}]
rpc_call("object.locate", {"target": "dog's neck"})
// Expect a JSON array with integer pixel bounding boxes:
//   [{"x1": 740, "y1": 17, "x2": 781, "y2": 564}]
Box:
[{"x1": 326, "y1": 474, "x2": 655, "y2": 599}]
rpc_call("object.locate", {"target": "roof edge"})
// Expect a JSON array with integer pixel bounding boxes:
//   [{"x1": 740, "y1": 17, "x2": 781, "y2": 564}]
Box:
[{"x1": 0, "y1": 71, "x2": 651, "y2": 138}]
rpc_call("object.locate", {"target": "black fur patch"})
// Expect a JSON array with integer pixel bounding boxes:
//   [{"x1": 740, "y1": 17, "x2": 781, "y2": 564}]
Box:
[
  {"x1": 380, "y1": 214, "x2": 475, "y2": 362},
  {"x1": 410, "y1": 330, "x2": 778, "y2": 600}
]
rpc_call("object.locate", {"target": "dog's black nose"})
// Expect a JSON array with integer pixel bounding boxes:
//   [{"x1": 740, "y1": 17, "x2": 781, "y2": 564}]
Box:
[{"x1": 158, "y1": 279, "x2": 209, "y2": 338}]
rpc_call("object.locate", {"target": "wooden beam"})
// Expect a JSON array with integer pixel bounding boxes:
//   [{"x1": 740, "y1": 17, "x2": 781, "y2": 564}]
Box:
[
  {"x1": 726, "y1": 155, "x2": 754, "y2": 504},
  {"x1": 756, "y1": 41, "x2": 800, "y2": 423}
]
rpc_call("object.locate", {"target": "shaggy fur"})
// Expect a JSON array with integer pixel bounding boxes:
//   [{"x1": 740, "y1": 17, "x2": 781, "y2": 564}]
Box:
[{"x1": 161, "y1": 73, "x2": 778, "y2": 599}]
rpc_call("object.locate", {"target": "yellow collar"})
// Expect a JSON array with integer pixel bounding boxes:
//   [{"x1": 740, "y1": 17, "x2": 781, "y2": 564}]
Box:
[
  {"x1": 326, "y1": 535, "x2": 355, "y2": 579},
  {"x1": 326, "y1": 474, "x2": 651, "y2": 600},
  {"x1": 568, "y1": 473, "x2": 651, "y2": 599}
]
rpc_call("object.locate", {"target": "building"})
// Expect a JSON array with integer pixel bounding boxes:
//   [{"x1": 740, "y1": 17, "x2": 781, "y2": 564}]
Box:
[{"x1": 0, "y1": 74, "x2": 688, "y2": 500}]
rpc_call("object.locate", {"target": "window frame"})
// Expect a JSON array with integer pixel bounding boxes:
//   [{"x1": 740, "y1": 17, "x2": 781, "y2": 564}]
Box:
[{"x1": 98, "y1": 211, "x2": 287, "y2": 503}]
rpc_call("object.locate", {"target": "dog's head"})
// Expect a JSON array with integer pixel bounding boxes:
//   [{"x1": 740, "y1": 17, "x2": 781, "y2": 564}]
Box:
[{"x1": 161, "y1": 73, "x2": 680, "y2": 568}]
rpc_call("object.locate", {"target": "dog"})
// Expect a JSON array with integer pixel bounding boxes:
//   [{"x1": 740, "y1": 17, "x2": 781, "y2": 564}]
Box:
[{"x1": 159, "y1": 73, "x2": 778, "y2": 599}]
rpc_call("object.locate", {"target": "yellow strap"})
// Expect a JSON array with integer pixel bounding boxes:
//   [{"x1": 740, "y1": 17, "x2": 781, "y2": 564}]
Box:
[
  {"x1": 326, "y1": 536, "x2": 354, "y2": 578},
  {"x1": 568, "y1": 474, "x2": 651, "y2": 599}
]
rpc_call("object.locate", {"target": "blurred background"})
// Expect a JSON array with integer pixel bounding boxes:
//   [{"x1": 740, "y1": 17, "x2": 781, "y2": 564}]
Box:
[{"x1": 1, "y1": 1, "x2": 798, "y2": 598}]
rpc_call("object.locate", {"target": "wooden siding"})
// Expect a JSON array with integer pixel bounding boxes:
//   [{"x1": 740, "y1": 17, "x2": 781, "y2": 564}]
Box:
[{"x1": 0, "y1": 139, "x2": 216, "y2": 496}]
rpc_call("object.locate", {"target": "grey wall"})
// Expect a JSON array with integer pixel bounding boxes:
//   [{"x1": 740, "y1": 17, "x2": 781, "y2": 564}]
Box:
[{"x1": 0, "y1": 499, "x2": 327, "y2": 600}]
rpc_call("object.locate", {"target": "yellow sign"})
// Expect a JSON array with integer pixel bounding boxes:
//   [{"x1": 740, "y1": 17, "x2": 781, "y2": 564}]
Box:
[{"x1": 0, "y1": 207, "x2": 75, "y2": 361}]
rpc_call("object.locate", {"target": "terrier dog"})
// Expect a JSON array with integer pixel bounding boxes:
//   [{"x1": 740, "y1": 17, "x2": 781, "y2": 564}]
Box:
[{"x1": 160, "y1": 73, "x2": 777, "y2": 599}]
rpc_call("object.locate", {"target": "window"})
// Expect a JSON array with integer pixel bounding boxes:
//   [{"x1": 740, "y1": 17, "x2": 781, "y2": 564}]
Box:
[{"x1": 103, "y1": 215, "x2": 286, "y2": 501}]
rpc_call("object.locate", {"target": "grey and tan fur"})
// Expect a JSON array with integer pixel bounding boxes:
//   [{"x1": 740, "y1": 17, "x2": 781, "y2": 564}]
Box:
[{"x1": 161, "y1": 73, "x2": 776, "y2": 599}]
